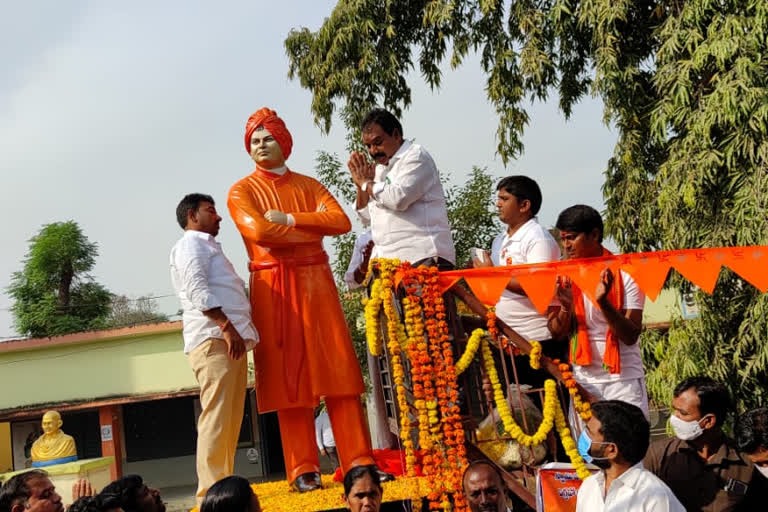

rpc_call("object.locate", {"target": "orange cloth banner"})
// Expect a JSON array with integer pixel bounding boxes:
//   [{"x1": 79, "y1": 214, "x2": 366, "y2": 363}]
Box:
[{"x1": 430, "y1": 246, "x2": 768, "y2": 312}]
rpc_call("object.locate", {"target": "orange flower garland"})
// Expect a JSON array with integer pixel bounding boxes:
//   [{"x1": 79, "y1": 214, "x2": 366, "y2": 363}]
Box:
[
  {"x1": 402, "y1": 265, "x2": 434, "y2": 455},
  {"x1": 423, "y1": 268, "x2": 467, "y2": 510},
  {"x1": 555, "y1": 360, "x2": 592, "y2": 421}
]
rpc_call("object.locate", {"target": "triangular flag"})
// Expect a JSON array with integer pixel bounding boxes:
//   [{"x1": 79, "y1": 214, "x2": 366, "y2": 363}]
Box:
[
  {"x1": 620, "y1": 254, "x2": 672, "y2": 301},
  {"x1": 670, "y1": 250, "x2": 722, "y2": 293},
  {"x1": 464, "y1": 274, "x2": 510, "y2": 306},
  {"x1": 437, "y1": 276, "x2": 462, "y2": 295},
  {"x1": 516, "y1": 269, "x2": 558, "y2": 314},
  {"x1": 559, "y1": 259, "x2": 610, "y2": 306},
  {"x1": 721, "y1": 247, "x2": 768, "y2": 292}
]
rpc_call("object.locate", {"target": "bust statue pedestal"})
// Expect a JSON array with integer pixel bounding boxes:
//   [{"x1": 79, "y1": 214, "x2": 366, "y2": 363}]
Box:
[{"x1": 0, "y1": 457, "x2": 114, "y2": 506}]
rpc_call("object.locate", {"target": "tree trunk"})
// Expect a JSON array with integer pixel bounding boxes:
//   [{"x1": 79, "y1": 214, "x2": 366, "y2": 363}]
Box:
[{"x1": 58, "y1": 264, "x2": 73, "y2": 312}]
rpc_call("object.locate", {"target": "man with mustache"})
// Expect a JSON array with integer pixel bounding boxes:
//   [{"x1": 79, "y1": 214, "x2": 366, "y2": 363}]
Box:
[
  {"x1": 347, "y1": 108, "x2": 455, "y2": 268},
  {"x1": 0, "y1": 471, "x2": 64, "y2": 512},
  {"x1": 170, "y1": 194, "x2": 258, "y2": 505},
  {"x1": 462, "y1": 462, "x2": 509, "y2": 512}
]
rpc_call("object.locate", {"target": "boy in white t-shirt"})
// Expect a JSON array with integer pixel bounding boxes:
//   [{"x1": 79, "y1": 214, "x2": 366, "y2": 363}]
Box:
[
  {"x1": 474, "y1": 176, "x2": 563, "y2": 386},
  {"x1": 547, "y1": 205, "x2": 649, "y2": 421}
]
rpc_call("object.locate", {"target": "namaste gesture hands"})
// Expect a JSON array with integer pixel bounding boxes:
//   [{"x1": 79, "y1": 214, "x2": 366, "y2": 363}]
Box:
[
  {"x1": 347, "y1": 151, "x2": 375, "y2": 189},
  {"x1": 554, "y1": 268, "x2": 615, "y2": 310}
]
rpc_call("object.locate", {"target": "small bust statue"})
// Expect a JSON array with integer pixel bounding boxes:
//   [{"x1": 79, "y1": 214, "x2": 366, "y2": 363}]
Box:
[{"x1": 30, "y1": 411, "x2": 78, "y2": 467}]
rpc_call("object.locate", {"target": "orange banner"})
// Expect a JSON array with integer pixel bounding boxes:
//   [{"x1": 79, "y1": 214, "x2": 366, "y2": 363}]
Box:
[{"x1": 431, "y1": 246, "x2": 768, "y2": 312}]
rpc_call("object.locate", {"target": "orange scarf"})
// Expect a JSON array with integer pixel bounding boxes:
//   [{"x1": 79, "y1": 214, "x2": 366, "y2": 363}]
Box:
[{"x1": 569, "y1": 249, "x2": 624, "y2": 374}]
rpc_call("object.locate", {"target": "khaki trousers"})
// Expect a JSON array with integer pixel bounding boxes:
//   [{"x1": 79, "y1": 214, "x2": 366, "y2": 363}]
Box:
[{"x1": 188, "y1": 338, "x2": 247, "y2": 506}]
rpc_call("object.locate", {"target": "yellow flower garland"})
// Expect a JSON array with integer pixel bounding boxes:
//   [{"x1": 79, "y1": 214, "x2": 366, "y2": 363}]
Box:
[
  {"x1": 362, "y1": 277, "x2": 383, "y2": 356},
  {"x1": 480, "y1": 335, "x2": 591, "y2": 479},
  {"x1": 456, "y1": 328, "x2": 484, "y2": 375},
  {"x1": 481, "y1": 338, "x2": 555, "y2": 446},
  {"x1": 528, "y1": 340, "x2": 542, "y2": 370}
]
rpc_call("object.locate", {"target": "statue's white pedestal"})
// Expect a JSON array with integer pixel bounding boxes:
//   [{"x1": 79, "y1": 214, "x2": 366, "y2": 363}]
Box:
[{"x1": 0, "y1": 457, "x2": 114, "y2": 505}]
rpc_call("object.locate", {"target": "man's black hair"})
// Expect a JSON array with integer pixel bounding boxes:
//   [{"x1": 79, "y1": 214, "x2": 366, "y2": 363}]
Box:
[
  {"x1": 674, "y1": 376, "x2": 732, "y2": 428},
  {"x1": 69, "y1": 495, "x2": 121, "y2": 512},
  {"x1": 343, "y1": 465, "x2": 382, "y2": 497},
  {"x1": 99, "y1": 474, "x2": 144, "y2": 512},
  {"x1": 176, "y1": 193, "x2": 215, "y2": 229},
  {"x1": 361, "y1": 108, "x2": 403, "y2": 138},
  {"x1": 201, "y1": 476, "x2": 257, "y2": 512},
  {"x1": 0, "y1": 470, "x2": 48, "y2": 512},
  {"x1": 555, "y1": 205, "x2": 604, "y2": 242},
  {"x1": 591, "y1": 400, "x2": 650, "y2": 466},
  {"x1": 735, "y1": 408, "x2": 768, "y2": 454},
  {"x1": 496, "y1": 176, "x2": 543, "y2": 216}
]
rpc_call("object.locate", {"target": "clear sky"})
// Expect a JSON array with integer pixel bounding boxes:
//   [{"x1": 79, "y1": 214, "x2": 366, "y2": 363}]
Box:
[{"x1": 0, "y1": 1, "x2": 616, "y2": 339}]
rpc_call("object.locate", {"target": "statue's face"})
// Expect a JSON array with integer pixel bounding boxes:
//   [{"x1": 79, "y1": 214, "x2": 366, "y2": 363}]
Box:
[
  {"x1": 41, "y1": 412, "x2": 61, "y2": 434},
  {"x1": 250, "y1": 127, "x2": 285, "y2": 169}
]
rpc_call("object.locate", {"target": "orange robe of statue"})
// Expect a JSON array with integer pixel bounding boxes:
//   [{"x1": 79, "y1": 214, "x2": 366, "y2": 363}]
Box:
[{"x1": 228, "y1": 167, "x2": 374, "y2": 481}]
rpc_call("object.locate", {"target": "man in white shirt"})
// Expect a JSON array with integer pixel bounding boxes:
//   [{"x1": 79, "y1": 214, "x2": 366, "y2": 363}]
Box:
[
  {"x1": 576, "y1": 400, "x2": 684, "y2": 512},
  {"x1": 347, "y1": 108, "x2": 455, "y2": 268},
  {"x1": 473, "y1": 176, "x2": 563, "y2": 386},
  {"x1": 169, "y1": 193, "x2": 258, "y2": 506},
  {"x1": 547, "y1": 205, "x2": 649, "y2": 421},
  {"x1": 314, "y1": 407, "x2": 339, "y2": 472}
]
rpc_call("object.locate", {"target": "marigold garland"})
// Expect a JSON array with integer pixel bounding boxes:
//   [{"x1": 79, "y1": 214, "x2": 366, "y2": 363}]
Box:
[
  {"x1": 363, "y1": 258, "x2": 595, "y2": 511},
  {"x1": 554, "y1": 360, "x2": 592, "y2": 421},
  {"x1": 362, "y1": 276, "x2": 383, "y2": 356},
  {"x1": 456, "y1": 328, "x2": 484, "y2": 375},
  {"x1": 528, "y1": 340, "x2": 542, "y2": 370},
  {"x1": 482, "y1": 312, "x2": 591, "y2": 479}
]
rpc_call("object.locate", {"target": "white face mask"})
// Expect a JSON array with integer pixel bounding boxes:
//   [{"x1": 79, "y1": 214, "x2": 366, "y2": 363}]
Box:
[
  {"x1": 756, "y1": 465, "x2": 768, "y2": 479},
  {"x1": 670, "y1": 414, "x2": 710, "y2": 441}
]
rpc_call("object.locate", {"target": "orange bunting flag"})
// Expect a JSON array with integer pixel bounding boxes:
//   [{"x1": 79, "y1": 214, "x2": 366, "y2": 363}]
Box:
[
  {"x1": 436, "y1": 246, "x2": 768, "y2": 308},
  {"x1": 516, "y1": 269, "x2": 559, "y2": 314}
]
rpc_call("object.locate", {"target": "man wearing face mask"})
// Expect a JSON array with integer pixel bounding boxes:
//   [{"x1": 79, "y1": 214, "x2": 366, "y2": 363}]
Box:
[
  {"x1": 576, "y1": 400, "x2": 684, "y2": 512},
  {"x1": 644, "y1": 377, "x2": 756, "y2": 511}
]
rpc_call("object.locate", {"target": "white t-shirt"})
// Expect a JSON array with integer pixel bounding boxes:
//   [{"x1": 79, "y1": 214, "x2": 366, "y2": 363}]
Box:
[
  {"x1": 490, "y1": 218, "x2": 560, "y2": 341},
  {"x1": 569, "y1": 271, "x2": 645, "y2": 384},
  {"x1": 576, "y1": 463, "x2": 685, "y2": 512}
]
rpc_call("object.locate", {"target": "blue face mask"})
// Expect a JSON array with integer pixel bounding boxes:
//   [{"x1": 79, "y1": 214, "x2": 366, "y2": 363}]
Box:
[{"x1": 578, "y1": 430, "x2": 613, "y2": 465}]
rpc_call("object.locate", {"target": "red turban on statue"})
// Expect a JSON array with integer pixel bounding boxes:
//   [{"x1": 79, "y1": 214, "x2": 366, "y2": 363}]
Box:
[{"x1": 244, "y1": 108, "x2": 293, "y2": 160}]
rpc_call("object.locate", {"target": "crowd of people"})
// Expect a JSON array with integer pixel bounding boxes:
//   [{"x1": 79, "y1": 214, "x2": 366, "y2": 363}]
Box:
[
  {"x1": 3, "y1": 106, "x2": 764, "y2": 512},
  {"x1": 1, "y1": 398, "x2": 766, "y2": 512}
]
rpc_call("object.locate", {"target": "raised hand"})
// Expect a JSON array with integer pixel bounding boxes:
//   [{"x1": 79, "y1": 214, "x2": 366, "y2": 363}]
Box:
[
  {"x1": 72, "y1": 479, "x2": 94, "y2": 501},
  {"x1": 555, "y1": 275, "x2": 574, "y2": 312},
  {"x1": 595, "y1": 268, "x2": 614, "y2": 304}
]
